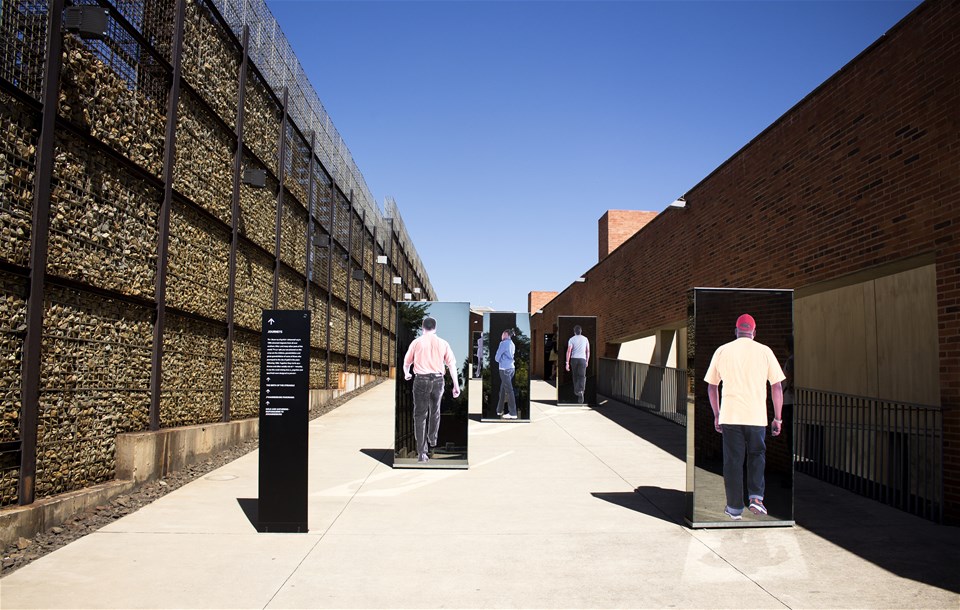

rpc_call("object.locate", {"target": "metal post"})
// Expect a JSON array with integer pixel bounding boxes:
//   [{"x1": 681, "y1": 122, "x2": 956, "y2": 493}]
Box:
[
  {"x1": 304, "y1": 132, "x2": 315, "y2": 310},
  {"x1": 223, "y1": 24, "x2": 249, "y2": 423},
  {"x1": 369, "y1": 226, "x2": 377, "y2": 376},
  {"x1": 148, "y1": 0, "x2": 187, "y2": 433},
  {"x1": 357, "y1": 210, "x2": 365, "y2": 377},
  {"x1": 18, "y1": 0, "x2": 66, "y2": 505},
  {"x1": 272, "y1": 87, "x2": 288, "y2": 309},
  {"x1": 325, "y1": 181, "x2": 335, "y2": 389},
  {"x1": 343, "y1": 191, "x2": 353, "y2": 372}
]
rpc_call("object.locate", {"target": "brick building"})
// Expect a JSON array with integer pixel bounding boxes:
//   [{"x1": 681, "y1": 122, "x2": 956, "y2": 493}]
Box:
[{"x1": 529, "y1": 0, "x2": 959, "y2": 522}]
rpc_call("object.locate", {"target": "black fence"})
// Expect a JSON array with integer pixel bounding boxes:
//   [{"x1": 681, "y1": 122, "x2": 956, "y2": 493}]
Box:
[
  {"x1": 598, "y1": 358, "x2": 688, "y2": 426},
  {"x1": 795, "y1": 388, "x2": 943, "y2": 523},
  {"x1": 596, "y1": 358, "x2": 945, "y2": 523}
]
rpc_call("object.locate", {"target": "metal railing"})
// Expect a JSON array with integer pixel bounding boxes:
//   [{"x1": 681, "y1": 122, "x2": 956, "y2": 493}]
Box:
[
  {"x1": 795, "y1": 388, "x2": 943, "y2": 523},
  {"x1": 598, "y1": 358, "x2": 688, "y2": 426},
  {"x1": 596, "y1": 361, "x2": 944, "y2": 523}
]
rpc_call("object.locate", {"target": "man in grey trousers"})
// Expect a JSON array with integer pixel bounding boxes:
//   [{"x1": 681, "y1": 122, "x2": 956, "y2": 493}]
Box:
[
  {"x1": 566, "y1": 325, "x2": 590, "y2": 403},
  {"x1": 495, "y1": 329, "x2": 518, "y2": 419}
]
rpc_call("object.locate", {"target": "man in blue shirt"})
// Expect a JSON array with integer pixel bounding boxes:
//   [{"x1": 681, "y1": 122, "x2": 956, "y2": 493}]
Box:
[{"x1": 495, "y1": 329, "x2": 518, "y2": 419}]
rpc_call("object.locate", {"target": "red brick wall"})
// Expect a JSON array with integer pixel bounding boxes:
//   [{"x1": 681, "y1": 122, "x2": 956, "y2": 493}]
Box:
[
  {"x1": 531, "y1": 0, "x2": 960, "y2": 522},
  {"x1": 528, "y1": 291, "x2": 559, "y2": 314},
  {"x1": 598, "y1": 210, "x2": 659, "y2": 262}
]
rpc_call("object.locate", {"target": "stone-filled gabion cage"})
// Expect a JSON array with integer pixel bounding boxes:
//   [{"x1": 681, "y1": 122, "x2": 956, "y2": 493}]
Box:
[{"x1": 0, "y1": 0, "x2": 436, "y2": 507}]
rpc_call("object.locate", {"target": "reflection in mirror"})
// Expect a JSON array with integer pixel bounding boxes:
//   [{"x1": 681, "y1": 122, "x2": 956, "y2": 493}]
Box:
[
  {"x1": 686, "y1": 288, "x2": 794, "y2": 527},
  {"x1": 394, "y1": 301, "x2": 470, "y2": 469},
  {"x1": 481, "y1": 312, "x2": 531, "y2": 421},
  {"x1": 557, "y1": 316, "x2": 597, "y2": 406}
]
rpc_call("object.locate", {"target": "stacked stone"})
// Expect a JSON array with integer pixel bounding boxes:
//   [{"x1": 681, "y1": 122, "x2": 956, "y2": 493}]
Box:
[
  {"x1": 174, "y1": 91, "x2": 233, "y2": 225},
  {"x1": 58, "y1": 38, "x2": 165, "y2": 177},
  {"x1": 0, "y1": 272, "x2": 26, "y2": 504},
  {"x1": 234, "y1": 244, "x2": 273, "y2": 330},
  {"x1": 48, "y1": 134, "x2": 159, "y2": 299},
  {"x1": 230, "y1": 331, "x2": 259, "y2": 419},
  {"x1": 0, "y1": 91, "x2": 37, "y2": 267},
  {"x1": 167, "y1": 202, "x2": 230, "y2": 321},
  {"x1": 182, "y1": 0, "x2": 238, "y2": 131},
  {"x1": 237, "y1": 165, "x2": 277, "y2": 253},
  {"x1": 277, "y1": 267, "x2": 302, "y2": 312},
  {"x1": 161, "y1": 314, "x2": 225, "y2": 427},
  {"x1": 309, "y1": 230, "x2": 330, "y2": 289},
  {"x1": 243, "y1": 74, "x2": 280, "y2": 172},
  {"x1": 36, "y1": 287, "x2": 152, "y2": 497},
  {"x1": 284, "y1": 128, "x2": 310, "y2": 207},
  {"x1": 280, "y1": 201, "x2": 307, "y2": 276}
]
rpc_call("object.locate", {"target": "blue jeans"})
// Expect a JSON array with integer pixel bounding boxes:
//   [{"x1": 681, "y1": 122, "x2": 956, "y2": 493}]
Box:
[
  {"x1": 412, "y1": 375, "x2": 444, "y2": 457},
  {"x1": 721, "y1": 424, "x2": 766, "y2": 514},
  {"x1": 498, "y1": 368, "x2": 517, "y2": 416}
]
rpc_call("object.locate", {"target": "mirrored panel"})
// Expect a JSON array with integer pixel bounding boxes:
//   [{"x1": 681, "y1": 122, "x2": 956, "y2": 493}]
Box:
[
  {"x1": 481, "y1": 312, "x2": 531, "y2": 421},
  {"x1": 395, "y1": 301, "x2": 470, "y2": 469},
  {"x1": 686, "y1": 288, "x2": 794, "y2": 527},
  {"x1": 557, "y1": 316, "x2": 597, "y2": 406}
]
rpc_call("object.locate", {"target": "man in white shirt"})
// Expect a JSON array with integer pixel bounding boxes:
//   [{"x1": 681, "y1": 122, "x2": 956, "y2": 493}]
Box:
[
  {"x1": 705, "y1": 314, "x2": 785, "y2": 520},
  {"x1": 566, "y1": 325, "x2": 590, "y2": 403}
]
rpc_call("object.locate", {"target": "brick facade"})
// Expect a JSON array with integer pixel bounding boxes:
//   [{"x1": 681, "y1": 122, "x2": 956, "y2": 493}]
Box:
[
  {"x1": 598, "y1": 210, "x2": 659, "y2": 262},
  {"x1": 530, "y1": 0, "x2": 960, "y2": 521},
  {"x1": 528, "y1": 291, "x2": 559, "y2": 314}
]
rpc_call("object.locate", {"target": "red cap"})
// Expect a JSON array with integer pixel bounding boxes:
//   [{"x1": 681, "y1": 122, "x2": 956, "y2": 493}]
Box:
[{"x1": 736, "y1": 314, "x2": 756, "y2": 333}]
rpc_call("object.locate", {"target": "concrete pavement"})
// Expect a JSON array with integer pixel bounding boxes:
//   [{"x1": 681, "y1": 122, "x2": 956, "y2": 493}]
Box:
[{"x1": 1, "y1": 379, "x2": 958, "y2": 609}]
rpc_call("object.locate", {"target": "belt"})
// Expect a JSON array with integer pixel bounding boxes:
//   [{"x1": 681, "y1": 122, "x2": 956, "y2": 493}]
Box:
[{"x1": 415, "y1": 373, "x2": 443, "y2": 377}]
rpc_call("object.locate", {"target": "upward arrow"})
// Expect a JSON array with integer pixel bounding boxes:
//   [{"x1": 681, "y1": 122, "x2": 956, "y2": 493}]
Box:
[{"x1": 268, "y1": 318, "x2": 275, "y2": 325}]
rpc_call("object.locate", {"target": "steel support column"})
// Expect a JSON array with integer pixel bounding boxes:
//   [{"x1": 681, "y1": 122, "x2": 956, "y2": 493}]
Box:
[
  {"x1": 223, "y1": 25, "x2": 249, "y2": 423},
  {"x1": 18, "y1": 0, "x2": 66, "y2": 505},
  {"x1": 148, "y1": 0, "x2": 187, "y2": 433},
  {"x1": 272, "y1": 87, "x2": 288, "y2": 309}
]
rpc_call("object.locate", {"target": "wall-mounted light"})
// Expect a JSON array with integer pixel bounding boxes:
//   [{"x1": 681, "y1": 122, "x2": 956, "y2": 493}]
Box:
[
  {"x1": 63, "y1": 6, "x2": 109, "y2": 40},
  {"x1": 376, "y1": 255, "x2": 387, "y2": 264},
  {"x1": 351, "y1": 269, "x2": 364, "y2": 280},
  {"x1": 670, "y1": 197, "x2": 686, "y2": 209},
  {"x1": 315, "y1": 235, "x2": 330, "y2": 247},
  {"x1": 242, "y1": 168, "x2": 266, "y2": 188},
  {"x1": 536, "y1": 309, "x2": 544, "y2": 314},
  {"x1": 392, "y1": 277, "x2": 401, "y2": 284},
  {"x1": 413, "y1": 288, "x2": 421, "y2": 294},
  {"x1": 403, "y1": 293, "x2": 413, "y2": 300},
  {"x1": 575, "y1": 277, "x2": 586, "y2": 283}
]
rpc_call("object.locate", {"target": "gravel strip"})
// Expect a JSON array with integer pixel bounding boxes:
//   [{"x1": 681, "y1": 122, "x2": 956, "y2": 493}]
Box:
[{"x1": 0, "y1": 379, "x2": 384, "y2": 577}]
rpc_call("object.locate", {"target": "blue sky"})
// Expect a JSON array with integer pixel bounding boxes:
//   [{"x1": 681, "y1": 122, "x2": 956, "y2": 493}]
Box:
[{"x1": 266, "y1": 0, "x2": 921, "y2": 312}]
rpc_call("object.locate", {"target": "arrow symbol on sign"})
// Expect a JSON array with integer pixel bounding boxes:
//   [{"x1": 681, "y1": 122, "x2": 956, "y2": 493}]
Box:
[
  {"x1": 266, "y1": 389, "x2": 270, "y2": 394},
  {"x1": 266, "y1": 377, "x2": 270, "y2": 381},
  {"x1": 268, "y1": 318, "x2": 275, "y2": 325},
  {"x1": 266, "y1": 401, "x2": 270, "y2": 405}
]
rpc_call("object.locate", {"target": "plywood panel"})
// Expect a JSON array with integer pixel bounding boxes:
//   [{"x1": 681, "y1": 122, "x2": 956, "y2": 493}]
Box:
[
  {"x1": 875, "y1": 265, "x2": 939, "y2": 406},
  {"x1": 794, "y1": 283, "x2": 870, "y2": 395}
]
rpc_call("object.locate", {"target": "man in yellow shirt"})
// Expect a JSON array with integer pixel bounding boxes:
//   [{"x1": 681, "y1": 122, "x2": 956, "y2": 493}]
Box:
[{"x1": 705, "y1": 314, "x2": 785, "y2": 520}]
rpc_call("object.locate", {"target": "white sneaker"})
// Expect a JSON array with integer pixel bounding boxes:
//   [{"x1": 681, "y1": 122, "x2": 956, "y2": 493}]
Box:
[{"x1": 503, "y1": 414, "x2": 518, "y2": 419}]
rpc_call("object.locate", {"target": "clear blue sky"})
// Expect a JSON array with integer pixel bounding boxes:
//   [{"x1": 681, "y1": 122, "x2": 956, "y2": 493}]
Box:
[{"x1": 266, "y1": 0, "x2": 921, "y2": 312}]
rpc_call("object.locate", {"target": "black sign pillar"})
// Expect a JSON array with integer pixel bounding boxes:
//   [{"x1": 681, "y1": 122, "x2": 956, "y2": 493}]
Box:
[{"x1": 259, "y1": 310, "x2": 310, "y2": 532}]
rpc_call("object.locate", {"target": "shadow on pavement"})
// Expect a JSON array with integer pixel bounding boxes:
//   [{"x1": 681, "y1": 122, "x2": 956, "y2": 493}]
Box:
[
  {"x1": 237, "y1": 498, "x2": 259, "y2": 530},
  {"x1": 359, "y1": 448, "x2": 393, "y2": 467},
  {"x1": 592, "y1": 487, "x2": 687, "y2": 525},
  {"x1": 793, "y1": 475, "x2": 960, "y2": 594},
  {"x1": 593, "y1": 395, "x2": 960, "y2": 593},
  {"x1": 593, "y1": 394, "x2": 685, "y2": 461}
]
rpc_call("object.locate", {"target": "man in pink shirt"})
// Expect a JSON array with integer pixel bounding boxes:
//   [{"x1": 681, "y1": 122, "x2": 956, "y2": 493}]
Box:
[{"x1": 403, "y1": 317, "x2": 461, "y2": 463}]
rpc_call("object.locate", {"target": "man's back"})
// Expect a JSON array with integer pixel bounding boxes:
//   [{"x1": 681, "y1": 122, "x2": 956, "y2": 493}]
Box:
[{"x1": 705, "y1": 337, "x2": 784, "y2": 426}]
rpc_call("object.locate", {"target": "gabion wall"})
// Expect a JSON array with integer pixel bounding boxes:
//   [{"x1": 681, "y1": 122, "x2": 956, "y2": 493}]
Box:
[{"x1": 0, "y1": 0, "x2": 432, "y2": 507}]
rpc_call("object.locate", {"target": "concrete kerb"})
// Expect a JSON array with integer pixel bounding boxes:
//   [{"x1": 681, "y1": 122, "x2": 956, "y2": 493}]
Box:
[{"x1": 0, "y1": 374, "x2": 379, "y2": 548}]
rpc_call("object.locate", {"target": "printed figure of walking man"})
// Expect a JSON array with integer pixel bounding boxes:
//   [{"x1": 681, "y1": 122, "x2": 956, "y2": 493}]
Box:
[
  {"x1": 566, "y1": 325, "x2": 590, "y2": 403},
  {"x1": 705, "y1": 314, "x2": 785, "y2": 520},
  {"x1": 402, "y1": 317, "x2": 461, "y2": 463},
  {"x1": 495, "y1": 329, "x2": 518, "y2": 419}
]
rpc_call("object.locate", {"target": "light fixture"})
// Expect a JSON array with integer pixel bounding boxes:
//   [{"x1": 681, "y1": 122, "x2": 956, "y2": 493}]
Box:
[
  {"x1": 392, "y1": 277, "x2": 401, "y2": 284},
  {"x1": 63, "y1": 6, "x2": 109, "y2": 40},
  {"x1": 242, "y1": 168, "x2": 266, "y2": 188},
  {"x1": 413, "y1": 288, "x2": 421, "y2": 294},
  {"x1": 376, "y1": 255, "x2": 387, "y2": 264},
  {"x1": 352, "y1": 269, "x2": 364, "y2": 280},
  {"x1": 575, "y1": 277, "x2": 586, "y2": 283},
  {"x1": 670, "y1": 197, "x2": 686, "y2": 209},
  {"x1": 403, "y1": 293, "x2": 412, "y2": 300},
  {"x1": 315, "y1": 235, "x2": 330, "y2": 247}
]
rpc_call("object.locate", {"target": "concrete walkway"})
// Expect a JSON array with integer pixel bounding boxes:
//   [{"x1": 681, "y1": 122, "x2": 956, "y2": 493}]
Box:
[{"x1": 1, "y1": 380, "x2": 958, "y2": 609}]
